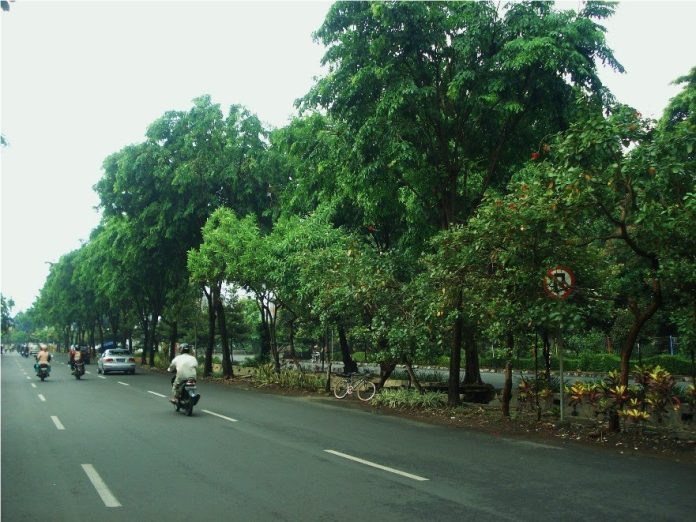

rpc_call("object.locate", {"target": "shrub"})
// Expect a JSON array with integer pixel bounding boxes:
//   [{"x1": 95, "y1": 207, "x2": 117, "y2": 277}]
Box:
[
  {"x1": 517, "y1": 376, "x2": 558, "y2": 412},
  {"x1": 253, "y1": 363, "x2": 276, "y2": 384},
  {"x1": 372, "y1": 388, "x2": 446, "y2": 410},
  {"x1": 252, "y1": 363, "x2": 327, "y2": 391},
  {"x1": 352, "y1": 352, "x2": 366, "y2": 363},
  {"x1": 640, "y1": 355, "x2": 692, "y2": 376},
  {"x1": 568, "y1": 366, "x2": 685, "y2": 429}
]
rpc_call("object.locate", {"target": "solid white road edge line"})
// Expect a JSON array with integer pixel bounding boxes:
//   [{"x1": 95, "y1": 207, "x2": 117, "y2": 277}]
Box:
[
  {"x1": 148, "y1": 391, "x2": 166, "y2": 397},
  {"x1": 81, "y1": 464, "x2": 122, "y2": 508},
  {"x1": 504, "y1": 439, "x2": 561, "y2": 450},
  {"x1": 38, "y1": 394, "x2": 46, "y2": 402},
  {"x1": 324, "y1": 450, "x2": 429, "y2": 482},
  {"x1": 117, "y1": 382, "x2": 129, "y2": 386},
  {"x1": 202, "y1": 409, "x2": 238, "y2": 423},
  {"x1": 51, "y1": 416, "x2": 65, "y2": 430}
]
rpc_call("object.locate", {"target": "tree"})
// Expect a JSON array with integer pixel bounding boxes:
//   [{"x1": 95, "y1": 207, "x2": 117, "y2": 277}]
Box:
[
  {"x1": 1, "y1": 294, "x2": 14, "y2": 339},
  {"x1": 652, "y1": 67, "x2": 696, "y2": 375},
  {"x1": 95, "y1": 97, "x2": 274, "y2": 365},
  {"x1": 301, "y1": 0, "x2": 623, "y2": 404},
  {"x1": 530, "y1": 65, "x2": 695, "y2": 387}
]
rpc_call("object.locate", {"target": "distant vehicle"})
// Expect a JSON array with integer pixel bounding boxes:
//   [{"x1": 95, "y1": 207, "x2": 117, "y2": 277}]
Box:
[
  {"x1": 73, "y1": 345, "x2": 92, "y2": 364},
  {"x1": 72, "y1": 359, "x2": 85, "y2": 379},
  {"x1": 97, "y1": 341, "x2": 117, "y2": 354},
  {"x1": 36, "y1": 363, "x2": 50, "y2": 381},
  {"x1": 29, "y1": 345, "x2": 39, "y2": 357},
  {"x1": 97, "y1": 349, "x2": 136, "y2": 375}
]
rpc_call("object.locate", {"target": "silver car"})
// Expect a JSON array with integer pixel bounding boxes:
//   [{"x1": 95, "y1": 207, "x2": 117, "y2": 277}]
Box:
[{"x1": 97, "y1": 349, "x2": 136, "y2": 375}]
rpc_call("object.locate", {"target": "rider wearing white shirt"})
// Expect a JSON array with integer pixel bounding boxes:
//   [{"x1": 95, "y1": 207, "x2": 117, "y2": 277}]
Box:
[{"x1": 167, "y1": 346, "x2": 198, "y2": 402}]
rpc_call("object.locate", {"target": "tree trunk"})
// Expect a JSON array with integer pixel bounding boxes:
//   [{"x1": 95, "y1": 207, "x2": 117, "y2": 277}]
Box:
[
  {"x1": 462, "y1": 327, "x2": 482, "y2": 384},
  {"x1": 378, "y1": 361, "x2": 397, "y2": 389},
  {"x1": 254, "y1": 296, "x2": 279, "y2": 371},
  {"x1": 534, "y1": 331, "x2": 541, "y2": 420},
  {"x1": 205, "y1": 288, "x2": 216, "y2": 377},
  {"x1": 404, "y1": 360, "x2": 423, "y2": 393},
  {"x1": 149, "y1": 313, "x2": 160, "y2": 367},
  {"x1": 324, "y1": 329, "x2": 332, "y2": 392},
  {"x1": 259, "y1": 306, "x2": 271, "y2": 360},
  {"x1": 502, "y1": 361, "x2": 513, "y2": 417},
  {"x1": 448, "y1": 290, "x2": 464, "y2": 406},
  {"x1": 216, "y1": 296, "x2": 233, "y2": 379},
  {"x1": 109, "y1": 313, "x2": 120, "y2": 346},
  {"x1": 140, "y1": 319, "x2": 149, "y2": 365},
  {"x1": 338, "y1": 324, "x2": 358, "y2": 373},
  {"x1": 98, "y1": 322, "x2": 104, "y2": 352},
  {"x1": 619, "y1": 278, "x2": 662, "y2": 386},
  {"x1": 287, "y1": 318, "x2": 302, "y2": 370},
  {"x1": 542, "y1": 330, "x2": 552, "y2": 384},
  {"x1": 64, "y1": 325, "x2": 71, "y2": 353},
  {"x1": 168, "y1": 320, "x2": 178, "y2": 362},
  {"x1": 610, "y1": 277, "x2": 661, "y2": 432}
]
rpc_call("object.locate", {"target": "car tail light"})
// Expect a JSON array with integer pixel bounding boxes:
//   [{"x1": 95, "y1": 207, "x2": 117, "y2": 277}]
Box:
[{"x1": 104, "y1": 358, "x2": 114, "y2": 362}]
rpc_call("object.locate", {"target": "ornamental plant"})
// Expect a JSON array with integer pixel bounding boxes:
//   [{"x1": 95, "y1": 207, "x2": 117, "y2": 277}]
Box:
[
  {"x1": 642, "y1": 365, "x2": 681, "y2": 424},
  {"x1": 570, "y1": 365, "x2": 685, "y2": 430},
  {"x1": 567, "y1": 382, "x2": 587, "y2": 416}
]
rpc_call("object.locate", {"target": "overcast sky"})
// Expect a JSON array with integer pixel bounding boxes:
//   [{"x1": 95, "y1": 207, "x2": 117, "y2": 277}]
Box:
[{"x1": 2, "y1": 1, "x2": 696, "y2": 314}]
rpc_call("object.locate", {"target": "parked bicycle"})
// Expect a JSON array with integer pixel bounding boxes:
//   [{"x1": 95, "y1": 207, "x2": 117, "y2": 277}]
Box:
[{"x1": 332, "y1": 372, "x2": 376, "y2": 401}]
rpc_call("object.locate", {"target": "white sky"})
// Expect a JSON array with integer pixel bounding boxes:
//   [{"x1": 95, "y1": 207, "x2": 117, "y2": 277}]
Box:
[{"x1": 2, "y1": 1, "x2": 695, "y2": 314}]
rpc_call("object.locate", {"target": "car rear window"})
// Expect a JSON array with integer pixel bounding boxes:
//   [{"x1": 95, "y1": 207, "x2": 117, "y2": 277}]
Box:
[{"x1": 110, "y1": 350, "x2": 129, "y2": 356}]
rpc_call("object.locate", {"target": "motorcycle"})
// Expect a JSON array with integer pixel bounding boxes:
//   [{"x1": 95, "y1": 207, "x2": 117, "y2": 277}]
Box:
[
  {"x1": 171, "y1": 373, "x2": 200, "y2": 416},
  {"x1": 36, "y1": 363, "x2": 51, "y2": 382},
  {"x1": 72, "y1": 361, "x2": 85, "y2": 380}
]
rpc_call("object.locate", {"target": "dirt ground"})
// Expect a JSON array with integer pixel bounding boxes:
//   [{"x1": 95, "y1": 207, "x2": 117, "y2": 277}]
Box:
[{"x1": 200, "y1": 373, "x2": 696, "y2": 466}]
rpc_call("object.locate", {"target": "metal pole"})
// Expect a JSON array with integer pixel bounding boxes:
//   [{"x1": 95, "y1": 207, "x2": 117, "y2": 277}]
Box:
[{"x1": 557, "y1": 328, "x2": 565, "y2": 422}]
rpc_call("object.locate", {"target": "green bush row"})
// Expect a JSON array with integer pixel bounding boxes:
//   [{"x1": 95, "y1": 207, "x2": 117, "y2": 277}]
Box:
[
  {"x1": 372, "y1": 388, "x2": 447, "y2": 410},
  {"x1": 351, "y1": 352, "x2": 693, "y2": 376},
  {"x1": 432, "y1": 352, "x2": 693, "y2": 375}
]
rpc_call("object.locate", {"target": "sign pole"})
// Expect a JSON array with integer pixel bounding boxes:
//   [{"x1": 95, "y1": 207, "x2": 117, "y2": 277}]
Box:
[
  {"x1": 543, "y1": 265, "x2": 575, "y2": 424},
  {"x1": 557, "y1": 327, "x2": 564, "y2": 422}
]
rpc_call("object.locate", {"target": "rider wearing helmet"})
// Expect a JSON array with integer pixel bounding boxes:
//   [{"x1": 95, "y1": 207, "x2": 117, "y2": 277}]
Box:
[{"x1": 167, "y1": 345, "x2": 198, "y2": 403}]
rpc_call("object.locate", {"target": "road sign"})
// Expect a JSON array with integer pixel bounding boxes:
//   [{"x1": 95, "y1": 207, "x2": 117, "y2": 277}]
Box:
[{"x1": 543, "y1": 265, "x2": 575, "y2": 300}]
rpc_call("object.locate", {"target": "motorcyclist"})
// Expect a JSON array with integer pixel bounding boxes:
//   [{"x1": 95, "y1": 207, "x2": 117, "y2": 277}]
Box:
[
  {"x1": 167, "y1": 346, "x2": 198, "y2": 403},
  {"x1": 34, "y1": 345, "x2": 52, "y2": 374},
  {"x1": 70, "y1": 346, "x2": 84, "y2": 373}
]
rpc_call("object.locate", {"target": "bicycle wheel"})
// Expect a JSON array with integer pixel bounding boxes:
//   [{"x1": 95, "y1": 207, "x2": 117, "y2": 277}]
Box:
[
  {"x1": 333, "y1": 377, "x2": 349, "y2": 399},
  {"x1": 356, "y1": 379, "x2": 376, "y2": 401}
]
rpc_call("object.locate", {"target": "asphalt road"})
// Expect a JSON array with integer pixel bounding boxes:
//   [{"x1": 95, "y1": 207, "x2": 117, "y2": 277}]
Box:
[{"x1": 2, "y1": 352, "x2": 694, "y2": 522}]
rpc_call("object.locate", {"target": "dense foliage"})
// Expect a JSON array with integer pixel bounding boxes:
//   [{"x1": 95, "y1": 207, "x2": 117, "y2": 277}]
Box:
[{"x1": 10, "y1": 2, "x2": 694, "y2": 407}]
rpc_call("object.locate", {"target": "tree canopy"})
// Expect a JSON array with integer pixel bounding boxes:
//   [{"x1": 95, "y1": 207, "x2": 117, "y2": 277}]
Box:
[{"x1": 22, "y1": 3, "x2": 694, "y2": 411}]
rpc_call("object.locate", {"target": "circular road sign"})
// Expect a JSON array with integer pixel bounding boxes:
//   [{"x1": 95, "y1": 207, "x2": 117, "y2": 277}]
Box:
[{"x1": 543, "y1": 265, "x2": 576, "y2": 300}]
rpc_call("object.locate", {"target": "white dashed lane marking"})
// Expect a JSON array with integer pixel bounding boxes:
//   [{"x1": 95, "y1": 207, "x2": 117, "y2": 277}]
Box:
[
  {"x1": 202, "y1": 410, "x2": 238, "y2": 423},
  {"x1": 324, "y1": 450, "x2": 429, "y2": 482},
  {"x1": 81, "y1": 464, "x2": 121, "y2": 508}
]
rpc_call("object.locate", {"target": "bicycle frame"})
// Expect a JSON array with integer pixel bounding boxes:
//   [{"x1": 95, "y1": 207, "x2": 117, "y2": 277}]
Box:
[{"x1": 332, "y1": 372, "x2": 376, "y2": 401}]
